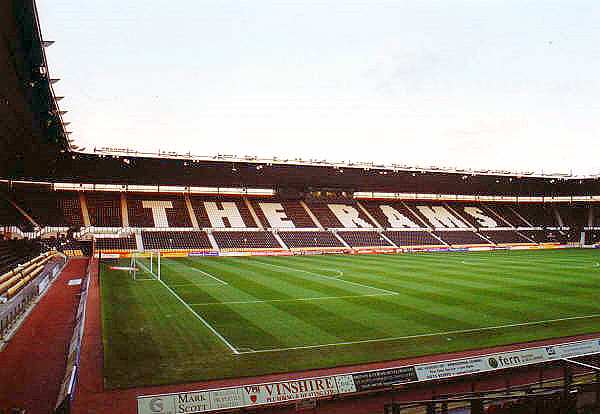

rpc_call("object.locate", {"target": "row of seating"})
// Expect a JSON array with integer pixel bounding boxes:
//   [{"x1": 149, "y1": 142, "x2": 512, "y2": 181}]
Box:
[
  {"x1": 0, "y1": 251, "x2": 59, "y2": 299},
  {"x1": 2, "y1": 190, "x2": 598, "y2": 230},
  {"x1": 338, "y1": 231, "x2": 392, "y2": 247},
  {"x1": 142, "y1": 231, "x2": 211, "y2": 250},
  {"x1": 93, "y1": 229, "x2": 581, "y2": 251},
  {"x1": 278, "y1": 231, "x2": 344, "y2": 248},
  {"x1": 0, "y1": 239, "x2": 42, "y2": 275},
  {"x1": 212, "y1": 231, "x2": 281, "y2": 250},
  {"x1": 433, "y1": 231, "x2": 490, "y2": 246},
  {"x1": 95, "y1": 236, "x2": 137, "y2": 251}
]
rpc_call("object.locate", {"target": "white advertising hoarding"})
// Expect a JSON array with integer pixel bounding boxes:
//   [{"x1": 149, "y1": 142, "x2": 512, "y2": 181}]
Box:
[{"x1": 137, "y1": 375, "x2": 356, "y2": 414}]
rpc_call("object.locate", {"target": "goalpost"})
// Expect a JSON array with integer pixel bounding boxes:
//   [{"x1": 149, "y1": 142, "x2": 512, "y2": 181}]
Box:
[{"x1": 129, "y1": 250, "x2": 161, "y2": 280}]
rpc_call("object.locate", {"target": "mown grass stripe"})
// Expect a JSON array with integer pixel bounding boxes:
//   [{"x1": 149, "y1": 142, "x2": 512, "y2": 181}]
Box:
[{"x1": 238, "y1": 313, "x2": 600, "y2": 354}]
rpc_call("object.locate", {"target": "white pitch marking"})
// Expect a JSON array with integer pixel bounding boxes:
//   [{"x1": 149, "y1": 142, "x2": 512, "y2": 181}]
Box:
[
  {"x1": 190, "y1": 292, "x2": 396, "y2": 306},
  {"x1": 188, "y1": 267, "x2": 229, "y2": 285},
  {"x1": 237, "y1": 313, "x2": 600, "y2": 354},
  {"x1": 136, "y1": 260, "x2": 240, "y2": 354},
  {"x1": 168, "y1": 282, "x2": 224, "y2": 288},
  {"x1": 165, "y1": 259, "x2": 229, "y2": 285},
  {"x1": 317, "y1": 269, "x2": 344, "y2": 277},
  {"x1": 254, "y1": 260, "x2": 399, "y2": 296}
]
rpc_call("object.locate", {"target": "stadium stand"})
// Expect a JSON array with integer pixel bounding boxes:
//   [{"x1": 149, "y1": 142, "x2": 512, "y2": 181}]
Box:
[
  {"x1": 190, "y1": 196, "x2": 257, "y2": 228},
  {"x1": 488, "y1": 204, "x2": 532, "y2": 227},
  {"x1": 555, "y1": 204, "x2": 588, "y2": 229},
  {"x1": 305, "y1": 201, "x2": 376, "y2": 228},
  {"x1": 0, "y1": 250, "x2": 59, "y2": 300},
  {"x1": 479, "y1": 230, "x2": 534, "y2": 244},
  {"x1": 444, "y1": 203, "x2": 507, "y2": 228},
  {"x1": 249, "y1": 199, "x2": 316, "y2": 228},
  {"x1": 301, "y1": 202, "x2": 342, "y2": 228},
  {"x1": 85, "y1": 192, "x2": 122, "y2": 227},
  {"x1": 517, "y1": 204, "x2": 558, "y2": 227},
  {"x1": 383, "y1": 230, "x2": 444, "y2": 247},
  {"x1": 519, "y1": 230, "x2": 563, "y2": 243},
  {"x1": 280, "y1": 200, "x2": 318, "y2": 227},
  {"x1": 2, "y1": 186, "x2": 598, "y2": 252},
  {"x1": 360, "y1": 201, "x2": 425, "y2": 229},
  {"x1": 434, "y1": 230, "x2": 491, "y2": 246},
  {"x1": 13, "y1": 189, "x2": 83, "y2": 228},
  {"x1": 62, "y1": 240, "x2": 92, "y2": 256},
  {"x1": 592, "y1": 206, "x2": 600, "y2": 227},
  {"x1": 42, "y1": 238, "x2": 93, "y2": 256},
  {"x1": 0, "y1": 239, "x2": 42, "y2": 275},
  {"x1": 127, "y1": 194, "x2": 192, "y2": 228},
  {"x1": 337, "y1": 231, "x2": 393, "y2": 247},
  {"x1": 403, "y1": 202, "x2": 471, "y2": 229},
  {"x1": 278, "y1": 231, "x2": 345, "y2": 248},
  {"x1": 142, "y1": 231, "x2": 212, "y2": 250},
  {"x1": 95, "y1": 236, "x2": 137, "y2": 251},
  {"x1": 212, "y1": 231, "x2": 281, "y2": 250},
  {"x1": 0, "y1": 197, "x2": 30, "y2": 230},
  {"x1": 586, "y1": 230, "x2": 600, "y2": 244}
]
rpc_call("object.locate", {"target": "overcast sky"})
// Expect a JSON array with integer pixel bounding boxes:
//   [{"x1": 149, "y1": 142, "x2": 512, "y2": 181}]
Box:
[{"x1": 37, "y1": 0, "x2": 600, "y2": 175}]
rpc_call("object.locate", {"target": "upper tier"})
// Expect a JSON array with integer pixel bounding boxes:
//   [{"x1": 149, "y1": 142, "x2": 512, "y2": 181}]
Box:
[{"x1": 1, "y1": 188, "x2": 597, "y2": 231}]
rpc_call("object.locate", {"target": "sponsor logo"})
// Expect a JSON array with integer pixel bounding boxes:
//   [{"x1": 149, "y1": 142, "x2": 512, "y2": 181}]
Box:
[
  {"x1": 488, "y1": 358, "x2": 499, "y2": 369},
  {"x1": 188, "y1": 251, "x2": 219, "y2": 257},
  {"x1": 546, "y1": 346, "x2": 556, "y2": 356},
  {"x1": 149, "y1": 397, "x2": 164, "y2": 413},
  {"x1": 495, "y1": 355, "x2": 522, "y2": 368}
]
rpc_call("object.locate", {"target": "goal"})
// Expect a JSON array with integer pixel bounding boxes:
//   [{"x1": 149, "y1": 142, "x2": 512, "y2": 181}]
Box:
[{"x1": 129, "y1": 250, "x2": 161, "y2": 280}]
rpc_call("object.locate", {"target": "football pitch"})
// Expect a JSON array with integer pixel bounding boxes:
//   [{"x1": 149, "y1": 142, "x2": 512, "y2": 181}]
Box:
[{"x1": 100, "y1": 249, "x2": 600, "y2": 388}]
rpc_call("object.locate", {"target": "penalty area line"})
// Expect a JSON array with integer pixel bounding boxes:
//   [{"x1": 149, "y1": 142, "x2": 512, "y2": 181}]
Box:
[
  {"x1": 237, "y1": 313, "x2": 600, "y2": 355},
  {"x1": 188, "y1": 267, "x2": 229, "y2": 285},
  {"x1": 190, "y1": 292, "x2": 396, "y2": 306},
  {"x1": 254, "y1": 260, "x2": 399, "y2": 296},
  {"x1": 136, "y1": 260, "x2": 240, "y2": 355},
  {"x1": 168, "y1": 282, "x2": 224, "y2": 287}
]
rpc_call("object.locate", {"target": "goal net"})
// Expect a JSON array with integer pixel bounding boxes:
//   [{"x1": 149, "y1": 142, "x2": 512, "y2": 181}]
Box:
[{"x1": 130, "y1": 250, "x2": 161, "y2": 280}]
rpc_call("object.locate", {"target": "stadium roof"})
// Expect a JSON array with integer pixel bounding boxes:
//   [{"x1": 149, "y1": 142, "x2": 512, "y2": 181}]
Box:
[
  {"x1": 2, "y1": 1, "x2": 600, "y2": 197},
  {"x1": 37, "y1": 0, "x2": 600, "y2": 178},
  {"x1": 1, "y1": 0, "x2": 73, "y2": 179}
]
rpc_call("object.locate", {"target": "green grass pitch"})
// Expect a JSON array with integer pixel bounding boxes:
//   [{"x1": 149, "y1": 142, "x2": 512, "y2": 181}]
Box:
[{"x1": 100, "y1": 249, "x2": 600, "y2": 389}]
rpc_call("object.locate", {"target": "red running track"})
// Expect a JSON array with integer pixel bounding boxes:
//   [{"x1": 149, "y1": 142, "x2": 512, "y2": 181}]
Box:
[{"x1": 0, "y1": 258, "x2": 88, "y2": 413}]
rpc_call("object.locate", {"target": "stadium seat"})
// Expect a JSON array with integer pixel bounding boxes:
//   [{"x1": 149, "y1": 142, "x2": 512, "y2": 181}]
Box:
[
  {"x1": 85, "y1": 192, "x2": 122, "y2": 227},
  {"x1": 141, "y1": 231, "x2": 212, "y2": 250},
  {"x1": 434, "y1": 231, "x2": 492, "y2": 246},
  {"x1": 249, "y1": 199, "x2": 316, "y2": 228},
  {"x1": 95, "y1": 236, "x2": 137, "y2": 251},
  {"x1": 190, "y1": 196, "x2": 257, "y2": 228},
  {"x1": 337, "y1": 231, "x2": 393, "y2": 247},
  {"x1": 305, "y1": 201, "x2": 376, "y2": 228},
  {"x1": 383, "y1": 231, "x2": 443, "y2": 247},
  {"x1": 12, "y1": 189, "x2": 83, "y2": 228},
  {"x1": 360, "y1": 201, "x2": 424, "y2": 228},
  {"x1": 212, "y1": 231, "x2": 281, "y2": 250},
  {"x1": 515, "y1": 204, "x2": 558, "y2": 228},
  {"x1": 0, "y1": 239, "x2": 43, "y2": 275},
  {"x1": 278, "y1": 231, "x2": 345, "y2": 248},
  {"x1": 479, "y1": 230, "x2": 534, "y2": 244},
  {"x1": 127, "y1": 194, "x2": 192, "y2": 228}
]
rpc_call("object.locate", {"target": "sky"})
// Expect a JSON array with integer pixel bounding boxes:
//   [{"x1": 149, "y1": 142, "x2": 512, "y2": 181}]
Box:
[{"x1": 37, "y1": 0, "x2": 600, "y2": 175}]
